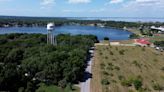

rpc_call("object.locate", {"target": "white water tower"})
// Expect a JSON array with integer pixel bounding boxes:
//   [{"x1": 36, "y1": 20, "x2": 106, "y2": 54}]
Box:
[{"x1": 47, "y1": 23, "x2": 57, "y2": 45}]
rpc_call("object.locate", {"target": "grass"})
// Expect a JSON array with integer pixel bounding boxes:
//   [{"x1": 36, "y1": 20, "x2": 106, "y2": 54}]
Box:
[
  {"x1": 149, "y1": 34, "x2": 164, "y2": 42},
  {"x1": 36, "y1": 83, "x2": 79, "y2": 92},
  {"x1": 92, "y1": 45, "x2": 164, "y2": 92}
]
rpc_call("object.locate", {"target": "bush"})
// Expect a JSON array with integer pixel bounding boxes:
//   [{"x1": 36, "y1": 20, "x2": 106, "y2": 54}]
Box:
[
  {"x1": 101, "y1": 79, "x2": 110, "y2": 85},
  {"x1": 100, "y1": 63, "x2": 105, "y2": 69},
  {"x1": 105, "y1": 56, "x2": 108, "y2": 59},
  {"x1": 119, "y1": 50, "x2": 125, "y2": 55},
  {"x1": 58, "y1": 79, "x2": 67, "y2": 88},
  {"x1": 129, "y1": 34, "x2": 139, "y2": 39},
  {"x1": 121, "y1": 79, "x2": 132, "y2": 87},
  {"x1": 121, "y1": 76, "x2": 142, "y2": 90},
  {"x1": 133, "y1": 60, "x2": 141, "y2": 68},
  {"x1": 114, "y1": 66, "x2": 120, "y2": 71},
  {"x1": 102, "y1": 71, "x2": 109, "y2": 76},
  {"x1": 133, "y1": 79, "x2": 142, "y2": 90},
  {"x1": 110, "y1": 51, "x2": 114, "y2": 55},
  {"x1": 104, "y1": 37, "x2": 109, "y2": 41},
  {"x1": 161, "y1": 67, "x2": 164, "y2": 71},
  {"x1": 152, "y1": 83, "x2": 164, "y2": 91}
]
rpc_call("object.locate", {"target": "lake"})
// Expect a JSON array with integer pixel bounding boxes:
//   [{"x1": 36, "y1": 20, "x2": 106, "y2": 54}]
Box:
[{"x1": 0, "y1": 25, "x2": 132, "y2": 41}]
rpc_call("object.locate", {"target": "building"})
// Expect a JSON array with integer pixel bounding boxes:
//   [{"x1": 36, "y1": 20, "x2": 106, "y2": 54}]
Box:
[
  {"x1": 150, "y1": 26, "x2": 164, "y2": 34},
  {"x1": 134, "y1": 39, "x2": 151, "y2": 47}
]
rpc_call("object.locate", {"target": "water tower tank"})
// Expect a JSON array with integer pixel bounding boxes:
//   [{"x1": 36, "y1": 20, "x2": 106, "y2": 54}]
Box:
[{"x1": 47, "y1": 23, "x2": 55, "y2": 31}]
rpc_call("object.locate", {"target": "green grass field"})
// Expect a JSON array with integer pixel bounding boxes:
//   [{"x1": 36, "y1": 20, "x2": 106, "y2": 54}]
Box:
[
  {"x1": 36, "y1": 83, "x2": 79, "y2": 92},
  {"x1": 92, "y1": 46, "x2": 164, "y2": 92}
]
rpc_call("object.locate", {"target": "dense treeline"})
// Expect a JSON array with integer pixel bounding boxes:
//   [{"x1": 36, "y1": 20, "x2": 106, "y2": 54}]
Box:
[
  {"x1": 0, "y1": 33, "x2": 98, "y2": 92},
  {"x1": 1, "y1": 16, "x2": 164, "y2": 28}
]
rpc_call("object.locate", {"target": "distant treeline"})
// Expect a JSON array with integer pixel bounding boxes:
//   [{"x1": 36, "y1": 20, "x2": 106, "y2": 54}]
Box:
[
  {"x1": 0, "y1": 16, "x2": 164, "y2": 28},
  {"x1": 0, "y1": 33, "x2": 98, "y2": 92}
]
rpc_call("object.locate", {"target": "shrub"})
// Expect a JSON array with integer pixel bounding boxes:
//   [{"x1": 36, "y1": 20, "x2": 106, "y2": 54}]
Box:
[
  {"x1": 108, "y1": 73, "x2": 114, "y2": 77},
  {"x1": 141, "y1": 47, "x2": 145, "y2": 51},
  {"x1": 105, "y1": 56, "x2": 108, "y2": 59},
  {"x1": 119, "y1": 50, "x2": 125, "y2": 55},
  {"x1": 58, "y1": 79, "x2": 67, "y2": 88},
  {"x1": 153, "y1": 59, "x2": 158, "y2": 62},
  {"x1": 101, "y1": 79, "x2": 110, "y2": 85},
  {"x1": 129, "y1": 34, "x2": 139, "y2": 39},
  {"x1": 114, "y1": 66, "x2": 120, "y2": 71},
  {"x1": 121, "y1": 76, "x2": 142, "y2": 90},
  {"x1": 133, "y1": 60, "x2": 141, "y2": 68},
  {"x1": 108, "y1": 63, "x2": 113, "y2": 66},
  {"x1": 100, "y1": 63, "x2": 105, "y2": 69},
  {"x1": 102, "y1": 71, "x2": 109, "y2": 76},
  {"x1": 121, "y1": 79, "x2": 132, "y2": 87},
  {"x1": 133, "y1": 79, "x2": 142, "y2": 90},
  {"x1": 161, "y1": 67, "x2": 164, "y2": 71},
  {"x1": 152, "y1": 83, "x2": 164, "y2": 91},
  {"x1": 104, "y1": 37, "x2": 109, "y2": 41},
  {"x1": 106, "y1": 66, "x2": 113, "y2": 70},
  {"x1": 118, "y1": 75, "x2": 125, "y2": 80},
  {"x1": 110, "y1": 51, "x2": 114, "y2": 55}
]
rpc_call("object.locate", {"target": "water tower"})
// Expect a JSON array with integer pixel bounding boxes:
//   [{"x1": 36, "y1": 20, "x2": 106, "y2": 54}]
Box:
[{"x1": 47, "y1": 23, "x2": 57, "y2": 45}]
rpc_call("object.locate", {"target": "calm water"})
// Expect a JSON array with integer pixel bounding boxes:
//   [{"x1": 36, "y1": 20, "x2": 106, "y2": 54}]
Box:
[{"x1": 0, "y1": 25, "x2": 132, "y2": 41}]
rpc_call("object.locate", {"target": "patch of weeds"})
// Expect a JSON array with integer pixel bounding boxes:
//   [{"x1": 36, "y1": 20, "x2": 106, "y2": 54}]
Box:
[
  {"x1": 141, "y1": 47, "x2": 145, "y2": 51},
  {"x1": 153, "y1": 59, "x2": 158, "y2": 62},
  {"x1": 152, "y1": 83, "x2": 164, "y2": 91},
  {"x1": 99, "y1": 52, "x2": 103, "y2": 55},
  {"x1": 100, "y1": 63, "x2": 105, "y2": 69},
  {"x1": 121, "y1": 76, "x2": 143, "y2": 90},
  {"x1": 106, "y1": 66, "x2": 113, "y2": 71},
  {"x1": 112, "y1": 58, "x2": 116, "y2": 61},
  {"x1": 101, "y1": 79, "x2": 110, "y2": 85},
  {"x1": 111, "y1": 79, "x2": 117, "y2": 83},
  {"x1": 110, "y1": 51, "x2": 114, "y2": 55},
  {"x1": 119, "y1": 50, "x2": 125, "y2": 55},
  {"x1": 133, "y1": 60, "x2": 141, "y2": 68},
  {"x1": 121, "y1": 79, "x2": 133, "y2": 87},
  {"x1": 115, "y1": 47, "x2": 118, "y2": 51},
  {"x1": 114, "y1": 66, "x2": 120, "y2": 71},
  {"x1": 118, "y1": 75, "x2": 125, "y2": 80},
  {"x1": 128, "y1": 90, "x2": 135, "y2": 92},
  {"x1": 108, "y1": 62, "x2": 113, "y2": 66},
  {"x1": 160, "y1": 67, "x2": 164, "y2": 71},
  {"x1": 133, "y1": 79, "x2": 142, "y2": 90},
  {"x1": 108, "y1": 73, "x2": 114, "y2": 77},
  {"x1": 105, "y1": 56, "x2": 108, "y2": 59},
  {"x1": 102, "y1": 71, "x2": 109, "y2": 76}
]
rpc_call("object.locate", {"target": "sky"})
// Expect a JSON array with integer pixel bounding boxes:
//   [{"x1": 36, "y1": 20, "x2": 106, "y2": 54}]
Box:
[{"x1": 0, "y1": 0, "x2": 164, "y2": 17}]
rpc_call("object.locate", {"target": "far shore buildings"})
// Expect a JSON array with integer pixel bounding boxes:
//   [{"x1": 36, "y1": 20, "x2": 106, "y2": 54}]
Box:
[{"x1": 150, "y1": 26, "x2": 164, "y2": 34}]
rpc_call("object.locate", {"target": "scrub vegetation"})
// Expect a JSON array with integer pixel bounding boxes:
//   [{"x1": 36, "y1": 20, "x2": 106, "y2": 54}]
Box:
[{"x1": 92, "y1": 45, "x2": 164, "y2": 92}]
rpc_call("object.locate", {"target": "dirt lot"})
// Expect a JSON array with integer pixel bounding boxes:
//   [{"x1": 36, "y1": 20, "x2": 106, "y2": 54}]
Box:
[{"x1": 91, "y1": 45, "x2": 164, "y2": 92}]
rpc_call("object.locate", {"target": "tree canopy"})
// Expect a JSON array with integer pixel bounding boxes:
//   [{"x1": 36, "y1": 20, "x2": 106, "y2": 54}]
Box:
[{"x1": 0, "y1": 33, "x2": 98, "y2": 92}]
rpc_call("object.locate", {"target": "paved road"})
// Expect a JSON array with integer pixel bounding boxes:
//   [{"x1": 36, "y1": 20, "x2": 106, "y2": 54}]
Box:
[{"x1": 80, "y1": 50, "x2": 94, "y2": 92}]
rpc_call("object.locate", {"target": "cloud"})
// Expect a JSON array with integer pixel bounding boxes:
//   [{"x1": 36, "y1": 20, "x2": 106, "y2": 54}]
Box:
[
  {"x1": 40, "y1": 0, "x2": 55, "y2": 5},
  {"x1": 40, "y1": 0, "x2": 55, "y2": 9},
  {"x1": 62, "y1": 9, "x2": 86, "y2": 13},
  {"x1": 110, "y1": 0, "x2": 124, "y2": 4},
  {"x1": 90, "y1": 8, "x2": 105, "y2": 13},
  {"x1": 68, "y1": 0, "x2": 91, "y2": 4},
  {"x1": 123, "y1": 0, "x2": 164, "y2": 8}
]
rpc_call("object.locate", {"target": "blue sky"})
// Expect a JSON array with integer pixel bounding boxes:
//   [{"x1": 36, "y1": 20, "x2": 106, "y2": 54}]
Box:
[{"x1": 0, "y1": 0, "x2": 164, "y2": 17}]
